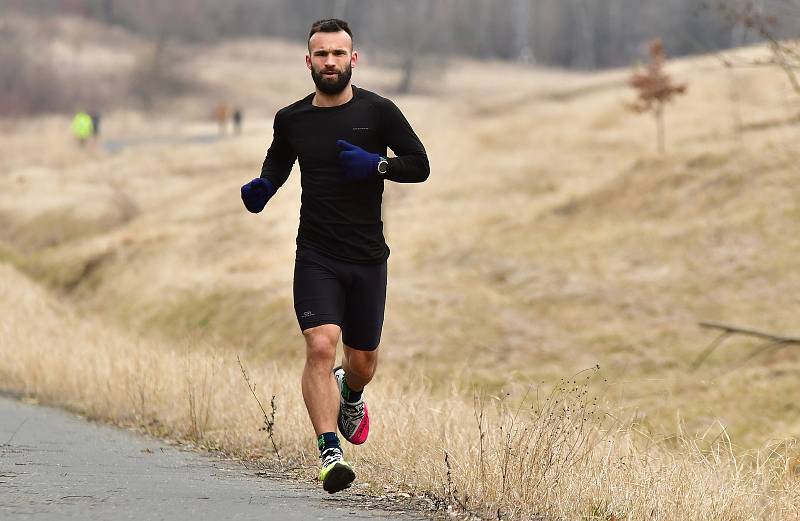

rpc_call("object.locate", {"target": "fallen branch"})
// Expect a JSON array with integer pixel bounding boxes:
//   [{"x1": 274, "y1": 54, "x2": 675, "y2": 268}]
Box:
[
  {"x1": 691, "y1": 321, "x2": 800, "y2": 370},
  {"x1": 699, "y1": 321, "x2": 800, "y2": 343}
]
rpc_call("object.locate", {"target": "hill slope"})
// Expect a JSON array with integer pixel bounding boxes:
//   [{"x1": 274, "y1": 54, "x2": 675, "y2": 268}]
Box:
[{"x1": 1, "y1": 25, "x2": 799, "y2": 448}]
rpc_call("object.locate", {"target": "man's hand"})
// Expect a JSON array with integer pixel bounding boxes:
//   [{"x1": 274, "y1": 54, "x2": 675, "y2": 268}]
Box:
[
  {"x1": 240, "y1": 178, "x2": 275, "y2": 213},
  {"x1": 337, "y1": 140, "x2": 380, "y2": 180}
]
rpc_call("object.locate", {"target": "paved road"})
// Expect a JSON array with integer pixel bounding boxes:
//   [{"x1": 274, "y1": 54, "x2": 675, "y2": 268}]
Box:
[
  {"x1": 102, "y1": 134, "x2": 224, "y2": 153},
  {"x1": 0, "y1": 396, "x2": 427, "y2": 520}
]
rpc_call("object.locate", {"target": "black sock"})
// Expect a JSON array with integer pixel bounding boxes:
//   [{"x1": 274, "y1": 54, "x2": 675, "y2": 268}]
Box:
[
  {"x1": 318, "y1": 432, "x2": 340, "y2": 455},
  {"x1": 341, "y1": 378, "x2": 363, "y2": 404}
]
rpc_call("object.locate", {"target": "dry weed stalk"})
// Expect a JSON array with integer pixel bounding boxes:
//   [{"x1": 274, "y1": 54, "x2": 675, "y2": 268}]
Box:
[
  {"x1": 514, "y1": 369, "x2": 606, "y2": 515},
  {"x1": 185, "y1": 353, "x2": 215, "y2": 442},
  {"x1": 125, "y1": 350, "x2": 162, "y2": 427},
  {"x1": 443, "y1": 450, "x2": 470, "y2": 514},
  {"x1": 474, "y1": 392, "x2": 487, "y2": 485},
  {"x1": 237, "y1": 355, "x2": 281, "y2": 464},
  {"x1": 447, "y1": 368, "x2": 609, "y2": 520}
]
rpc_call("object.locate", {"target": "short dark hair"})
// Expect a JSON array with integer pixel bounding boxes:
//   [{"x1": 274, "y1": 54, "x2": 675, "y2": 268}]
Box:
[{"x1": 308, "y1": 18, "x2": 353, "y2": 48}]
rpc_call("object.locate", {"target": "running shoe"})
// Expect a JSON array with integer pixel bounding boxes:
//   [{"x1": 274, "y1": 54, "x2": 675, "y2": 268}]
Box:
[
  {"x1": 319, "y1": 447, "x2": 355, "y2": 493},
  {"x1": 333, "y1": 366, "x2": 370, "y2": 445}
]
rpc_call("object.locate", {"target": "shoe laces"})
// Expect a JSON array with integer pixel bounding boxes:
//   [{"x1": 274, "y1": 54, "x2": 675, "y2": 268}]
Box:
[
  {"x1": 341, "y1": 399, "x2": 365, "y2": 424},
  {"x1": 321, "y1": 447, "x2": 343, "y2": 468}
]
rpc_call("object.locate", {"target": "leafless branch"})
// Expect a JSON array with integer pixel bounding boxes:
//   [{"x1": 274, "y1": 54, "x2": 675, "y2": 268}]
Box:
[
  {"x1": 693, "y1": 321, "x2": 800, "y2": 369},
  {"x1": 700, "y1": 321, "x2": 800, "y2": 344},
  {"x1": 714, "y1": 0, "x2": 800, "y2": 95}
]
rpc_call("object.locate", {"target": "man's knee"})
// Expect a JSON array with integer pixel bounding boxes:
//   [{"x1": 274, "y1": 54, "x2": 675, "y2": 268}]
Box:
[
  {"x1": 304, "y1": 326, "x2": 339, "y2": 366},
  {"x1": 345, "y1": 349, "x2": 378, "y2": 379}
]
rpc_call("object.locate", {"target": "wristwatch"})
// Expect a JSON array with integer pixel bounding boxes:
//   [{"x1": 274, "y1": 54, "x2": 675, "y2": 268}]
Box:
[{"x1": 377, "y1": 157, "x2": 389, "y2": 177}]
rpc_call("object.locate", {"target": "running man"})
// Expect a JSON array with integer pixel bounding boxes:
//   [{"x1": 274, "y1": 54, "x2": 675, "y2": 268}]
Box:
[{"x1": 240, "y1": 18, "x2": 429, "y2": 493}]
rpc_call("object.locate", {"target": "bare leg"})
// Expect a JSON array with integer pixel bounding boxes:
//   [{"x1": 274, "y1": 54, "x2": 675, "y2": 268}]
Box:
[
  {"x1": 341, "y1": 345, "x2": 379, "y2": 392},
  {"x1": 301, "y1": 324, "x2": 341, "y2": 436}
]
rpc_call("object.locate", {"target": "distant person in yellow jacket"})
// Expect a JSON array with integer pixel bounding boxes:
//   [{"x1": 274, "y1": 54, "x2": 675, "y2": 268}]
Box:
[{"x1": 72, "y1": 111, "x2": 94, "y2": 147}]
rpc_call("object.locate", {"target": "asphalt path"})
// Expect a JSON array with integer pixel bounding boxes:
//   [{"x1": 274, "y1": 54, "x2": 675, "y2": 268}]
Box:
[
  {"x1": 0, "y1": 396, "x2": 428, "y2": 520},
  {"x1": 102, "y1": 134, "x2": 224, "y2": 153}
]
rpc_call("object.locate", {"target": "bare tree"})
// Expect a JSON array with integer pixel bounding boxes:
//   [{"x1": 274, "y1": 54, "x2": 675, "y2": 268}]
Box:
[
  {"x1": 571, "y1": 0, "x2": 597, "y2": 69},
  {"x1": 607, "y1": 0, "x2": 625, "y2": 64},
  {"x1": 391, "y1": 0, "x2": 442, "y2": 94},
  {"x1": 717, "y1": 0, "x2": 800, "y2": 95},
  {"x1": 728, "y1": 0, "x2": 764, "y2": 46},
  {"x1": 512, "y1": 0, "x2": 535, "y2": 63}
]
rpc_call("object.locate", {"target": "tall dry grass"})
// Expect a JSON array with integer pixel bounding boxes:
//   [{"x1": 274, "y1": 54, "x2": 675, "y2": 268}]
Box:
[{"x1": 2, "y1": 263, "x2": 799, "y2": 520}]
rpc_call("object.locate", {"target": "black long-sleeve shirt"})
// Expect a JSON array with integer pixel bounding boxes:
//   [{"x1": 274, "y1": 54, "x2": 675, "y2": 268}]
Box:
[{"x1": 260, "y1": 86, "x2": 429, "y2": 264}]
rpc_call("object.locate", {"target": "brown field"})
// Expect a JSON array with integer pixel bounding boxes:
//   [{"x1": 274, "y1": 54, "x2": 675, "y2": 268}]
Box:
[{"x1": 2, "y1": 15, "x2": 800, "y2": 520}]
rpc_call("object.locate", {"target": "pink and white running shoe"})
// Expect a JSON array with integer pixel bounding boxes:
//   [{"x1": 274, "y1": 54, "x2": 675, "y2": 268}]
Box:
[{"x1": 333, "y1": 366, "x2": 370, "y2": 445}]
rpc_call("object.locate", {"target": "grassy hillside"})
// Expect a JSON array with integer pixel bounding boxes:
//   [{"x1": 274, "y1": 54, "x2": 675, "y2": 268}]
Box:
[
  {"x1": 2, "y1": 15, "x2": 800, "y2": 519},
  {"x1": 5, "y1": 258, "x2": 799, "y2": 520},
  {"x1": 2, "y1": 13, "x2": 799, "y2": 462}
]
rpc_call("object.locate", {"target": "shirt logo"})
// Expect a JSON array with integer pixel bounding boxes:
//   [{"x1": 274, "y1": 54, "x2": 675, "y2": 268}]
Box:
[
  {"x1": 301, "y1": 311, "x2": 315, "y2": 318},
  {"x1": 352, "y1": 127, "x2": 370, "y2": 131}
]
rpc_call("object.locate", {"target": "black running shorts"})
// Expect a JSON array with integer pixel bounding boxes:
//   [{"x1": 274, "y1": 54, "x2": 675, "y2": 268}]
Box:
[{"x1": 293, "y1": 247, "x2": 387, "y2": 351}]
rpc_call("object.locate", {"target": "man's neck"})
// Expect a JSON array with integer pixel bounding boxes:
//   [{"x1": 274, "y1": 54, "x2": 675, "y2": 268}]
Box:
[{"x1": 312, "y1": 85, "x2": 354, "y2": 107}]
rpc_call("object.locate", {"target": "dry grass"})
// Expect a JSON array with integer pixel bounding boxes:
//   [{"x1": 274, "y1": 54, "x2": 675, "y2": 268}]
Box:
[
  {"x1": 1, "y1": 17, "x2": 800, "y2": 519},
  {"x1": 2, "y1": 263, "x2": 799, "y2": 520}
]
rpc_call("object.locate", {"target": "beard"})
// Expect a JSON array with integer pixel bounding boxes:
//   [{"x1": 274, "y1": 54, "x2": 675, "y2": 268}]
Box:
[{"x1": 311, "y1": 64, "x2": 353, "y2": 95}]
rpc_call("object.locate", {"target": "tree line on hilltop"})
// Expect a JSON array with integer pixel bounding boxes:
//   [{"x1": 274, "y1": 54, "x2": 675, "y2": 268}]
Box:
[{"x1": 5, "y1": 0, "x2": 798, "y2": 69}]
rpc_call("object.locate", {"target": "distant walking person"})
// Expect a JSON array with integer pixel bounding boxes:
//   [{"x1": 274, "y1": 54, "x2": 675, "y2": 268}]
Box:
[
  {"x1": 214, "y1": 102, "x2": 229, "y2": 135},
  {"x1": 90, "y1": 111, "x2": 101, "y2": 141},
  {"x1": 71, "y1": 111, "x2": 94, "y2": 147},
  {"x1": 232, "y1": 107, "x2": 243, "y2": 135},
  {"x1": 240, "y1": 19, "x2": 429, "y2": 493}
]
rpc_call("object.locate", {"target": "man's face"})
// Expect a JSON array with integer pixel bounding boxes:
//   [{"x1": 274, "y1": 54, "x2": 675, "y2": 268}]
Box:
[{"x1": 306, "y1": 30, "x2": 357, "y2": 95}]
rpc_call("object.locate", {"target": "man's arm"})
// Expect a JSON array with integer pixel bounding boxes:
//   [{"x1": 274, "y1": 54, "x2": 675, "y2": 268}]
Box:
[
  {"x1": 260, "y1": 111, "x2": 297, "y2": 189},
  {"x1": 379, "y1": 99, "x2": 430, "y2": 183},
  {"x1": 241, "y1": 112, "x2": 296, "y2": 214}
]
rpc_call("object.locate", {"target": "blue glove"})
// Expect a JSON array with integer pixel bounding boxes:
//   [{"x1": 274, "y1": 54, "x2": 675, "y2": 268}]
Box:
[
  {"x1": 240, "y1": 178, "x2": 275, "y2": 213},
  {"x1": 337, "y1": 140, "x2": 380, "y2": 180}
]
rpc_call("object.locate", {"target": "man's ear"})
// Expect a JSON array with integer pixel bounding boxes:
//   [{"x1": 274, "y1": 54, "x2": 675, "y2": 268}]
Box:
[
  {"x1": 305, "y1": 54, "x2": 312, "y2": 70},
  {"x1": 351, "y1": 50, "x2": 358, "y2": 68}
]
